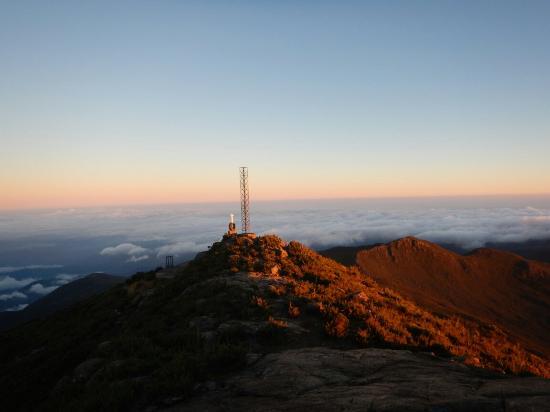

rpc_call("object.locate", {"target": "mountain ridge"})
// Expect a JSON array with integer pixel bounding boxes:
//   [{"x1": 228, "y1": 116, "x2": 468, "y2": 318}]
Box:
[
  {"x1": 1, "y1": 234, "x2": 548, "y2": 411},
  {"x1": 0, "y1": 273, "x2": 125, "y2": 332},
  {"x1": 325, "y1": 236, "x2": 550, "y2": 357}
]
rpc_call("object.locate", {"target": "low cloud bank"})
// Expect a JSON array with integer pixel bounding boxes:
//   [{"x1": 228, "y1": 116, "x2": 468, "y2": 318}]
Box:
[
  {"x1": 5, "y1": 303, "x2": 28, "y2": 312},
  {"x1": 100, "y1": 243, "x2": 147, "y2": 257},
  {"x1": 2, "y1": 198, "x2": 550, "y2": 272},
  {"x1": 100, "y1": 241, "x2": 211, "y2": 262},
  {"x1": 155, "y1": 241, "x2": 210, "y2": 258},
  {"x1": 0, "y1": 265, "x2": 63, "y2": 274},
  {"x1": 141, "y1": 202, "x2": 550, "y2": 257},
  {"x1": 0, "y1": 291, "x2": 27, "y2": 301},
  {"x1": 28, "y1": 283, "x2": 59, "y2": 295},
  {"x1": 55, "y1": 273, "x2": 84, "y2": 285},
  {"x1": 0, "y1": 276, "x2": 37, "y2": 291},
  {"x1": 92, "y1": 200, "x2": 550, "y2": 261},
  {"x1": 100, "y1": 243, "x2": 149, "y2": 262},
  {"x1": 256, "y1": 206, "x2": 550, "y2": 250},
  {"x1": 127, "y1": 255, "x2": 149, "y2": 263}
]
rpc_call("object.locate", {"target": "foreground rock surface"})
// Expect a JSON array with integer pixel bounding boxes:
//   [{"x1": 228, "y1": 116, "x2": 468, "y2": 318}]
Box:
[{"x1": 170, "y1": 347, "x2": 550, "y2": 412}]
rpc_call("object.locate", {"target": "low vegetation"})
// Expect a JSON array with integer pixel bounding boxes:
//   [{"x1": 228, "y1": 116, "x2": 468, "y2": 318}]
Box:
[{"x1": 218, "y1": 235, "x2": 550, "y2": 377}]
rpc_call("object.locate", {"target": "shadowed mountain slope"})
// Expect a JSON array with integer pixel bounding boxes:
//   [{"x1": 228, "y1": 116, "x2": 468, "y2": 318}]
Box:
[
  {"x1": 350, "y1": 237, "x2": 550, "y2": 357},
  {"x1": 0, "y1": 235, "x2": 548, "y2": 411},
  {"x1": 0, "y1": 274, "x2": 125, "y2": 332}
]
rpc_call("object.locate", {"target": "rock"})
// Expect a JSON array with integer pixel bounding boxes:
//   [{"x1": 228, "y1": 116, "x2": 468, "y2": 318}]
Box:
[
  {"x1": 217, "y1": 320, "x2": 262, "y2": 336},
  {"x1": 304, "y1": 302, "x2": 322, "y2": 314},
  {"x1": 97, "y1": 340, "x2": 112, "y2": 356},
  {"x1": 73, "y1": 358, "x2": 104, "y2": 382},
  {"x1": 166, "y1": 347, "x2": 550, "y2": 411},
  {"x1": 189, "y1": 316, "x2": 218, "y2": 331},
  {"x1": 205, "y1": 381, "x2": 217, "y2": 391},
  {"x1": 200, "y1": 331, "x2": 218, "y2": 346},
  {"x1": 97, "y1": 340, "x2": 111, "y2": 350},
  {"x1": 245, "y1": 353, "x2": 262, "y2": 366},
  {"x1": 275, "y1": 248, "x2": 288, "y2": 258}
]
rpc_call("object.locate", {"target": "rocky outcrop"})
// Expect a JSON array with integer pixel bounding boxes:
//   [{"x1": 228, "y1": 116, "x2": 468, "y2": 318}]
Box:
[{"x1": 170, "y1": 347, "x2": 550, "y2": 412}]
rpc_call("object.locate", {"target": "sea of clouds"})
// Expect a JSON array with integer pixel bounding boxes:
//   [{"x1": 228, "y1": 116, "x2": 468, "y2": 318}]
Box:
[{"x1": 1, "y1": 196, "x2": 550, "y2": 310}]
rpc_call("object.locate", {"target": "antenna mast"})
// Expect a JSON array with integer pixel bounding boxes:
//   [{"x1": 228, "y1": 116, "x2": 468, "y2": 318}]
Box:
[{"x1": 240, "y1": 167, "x2": 250, "y2": 233}]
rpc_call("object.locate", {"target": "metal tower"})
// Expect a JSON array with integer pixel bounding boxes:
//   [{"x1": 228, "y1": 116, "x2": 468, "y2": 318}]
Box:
[{"x1": 240, "y1": 167, "x2": 250, "y2": 233}]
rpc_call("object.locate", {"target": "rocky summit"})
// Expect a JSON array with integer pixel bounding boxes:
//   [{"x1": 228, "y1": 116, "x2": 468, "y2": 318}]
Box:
[{"x1": 1, "y1": 234, "x2": 549, "y2": 411}]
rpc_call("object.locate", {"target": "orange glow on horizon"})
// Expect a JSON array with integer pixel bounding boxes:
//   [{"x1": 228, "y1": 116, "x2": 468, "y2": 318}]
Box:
[{"x1": 2, "y1": 175, "x2": 549, "y2": 211}]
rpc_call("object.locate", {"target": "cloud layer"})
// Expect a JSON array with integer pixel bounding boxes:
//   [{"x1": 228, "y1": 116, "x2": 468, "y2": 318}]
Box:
[
  {"x1": 127, "y1": 255, "x2": 149, "y2": 263},
  {"x1": 28, "y1": 283, "x2": 59, "y2": 295},
  {"x1": 0, "y1": 276, "x2": 37, "y2": 291},
  {"x1": 100, "y1": 243, "x2": 149, "y2": 262},
  {"x1": 0, "y1": 291, "x2": 27, "y2": 301},
  {"x1": 55, "y1": 274, "x2": 83, "y2": 285},
  {"x1": 0, "y1": 265, "x2": 63, "y2": 274},
  {"x1": 260, "y1": 206, "x2": 550, "y2": 250},
  {"x1": 100, "y1": 243, "x2": 147, "y2": 257},
  {"x1": 2, "y1": 197, "x2": 550, "y2": 278},
  {"x1": 155, "y1": 241, "x2": 210, "y2": 258},
  {"x1": 5, "y1": 303, "x2": 28, "y2": 312}
]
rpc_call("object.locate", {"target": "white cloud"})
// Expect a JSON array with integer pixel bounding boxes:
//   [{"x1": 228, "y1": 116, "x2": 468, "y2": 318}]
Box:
[
  {"x1": 56, "y1": 273, "x2": 78, "y2": 281},
  {"x1": 5, "y1": 303, "x2": 28, "y2": 312},
  {"x1": 0, "y1": 276, "x2": 37, "y2": 291},
  {"x1": 55, "y1": 273, "x2": 83, "y2": 285},
  {"x1": 0, "y1": 291, "x2": 27, "y2": 301},
  {"x1": 0, "y1": 264, "x2": 63, "y2": 274},
  {"x1": 127, "y1": 255, "x2": 149, "y2": 263},
  {"x1": 100, "y1": 243, "x2": 147, "y2": 257},
  {"x1": 100, "y1": 243, "x2": 149, "y2": 262},
  {"x1": 28, "y1": 283, "x2": 59, "y2": 295}
]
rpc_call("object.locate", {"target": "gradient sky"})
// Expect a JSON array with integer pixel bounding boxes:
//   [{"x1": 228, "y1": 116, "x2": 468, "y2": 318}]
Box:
[{"x1": 1, "y1": 1, "x2": 549, "y2": 209}]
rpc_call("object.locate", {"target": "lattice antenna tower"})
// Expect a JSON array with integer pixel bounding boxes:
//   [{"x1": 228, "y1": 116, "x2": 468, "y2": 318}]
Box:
[{"x1": 239, "y1": 167, "x2": 250, "y2": 233}]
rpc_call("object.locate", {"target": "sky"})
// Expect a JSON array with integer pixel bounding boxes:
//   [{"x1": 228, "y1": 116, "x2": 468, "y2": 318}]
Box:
[{"x1": 1, "y1": 1, "x2": 549, "y2": 209}]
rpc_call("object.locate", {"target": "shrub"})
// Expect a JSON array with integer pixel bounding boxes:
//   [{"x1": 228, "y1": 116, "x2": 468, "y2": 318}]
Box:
[
  {"x1": 268, "y1": 284, "x2": 286, "y2": 296},
  {"x1": 325, "y1": 312, "x2": 349, "y2": 338},
  {"x1": 288, "y1": 301, "x2": 301, "y2": 318},
  {"x1": 251, "y1": 295, "x2": 269, "y2": 310}
]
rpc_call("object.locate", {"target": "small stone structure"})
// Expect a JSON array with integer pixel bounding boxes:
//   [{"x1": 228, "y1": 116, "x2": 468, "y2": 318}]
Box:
[{"x1": 227, "y1": 213, "x2": 237, "y2": 236}]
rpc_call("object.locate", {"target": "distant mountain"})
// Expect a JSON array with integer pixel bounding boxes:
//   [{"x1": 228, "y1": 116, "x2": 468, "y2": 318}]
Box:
[
  {"x1": 0, "y1": 278, "x2": 70, "y2": 312},
  {"x1": 0, "y1": 235, "x2": 548, "y2": 411},
  {"x1": 486, "y1": 238, "x2": 550, "y2": 263},
  {"x1": 326, "y1": 237, "x2": 550, "y2": 358},
  {"x1": 321, "y1": 237, "x2": 550, "y2": 264},
  {"x1": 0, "y1": 273, "x2": 125, "y2": 331}
]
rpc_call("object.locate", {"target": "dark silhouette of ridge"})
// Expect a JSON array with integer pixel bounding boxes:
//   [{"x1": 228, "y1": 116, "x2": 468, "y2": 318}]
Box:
[{"x1": 0, "y1": 273, "x2": 124, "y2": 331}]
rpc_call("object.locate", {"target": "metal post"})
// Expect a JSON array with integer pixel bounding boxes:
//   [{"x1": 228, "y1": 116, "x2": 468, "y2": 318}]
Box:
[{"x1": 240, "y1": 167, "x2": 250, "y2": 233}]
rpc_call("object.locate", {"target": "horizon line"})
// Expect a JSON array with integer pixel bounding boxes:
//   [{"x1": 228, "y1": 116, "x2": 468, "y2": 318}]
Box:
[{"x1": 2, "y1": 192, "x2": 550, "y2": 213}]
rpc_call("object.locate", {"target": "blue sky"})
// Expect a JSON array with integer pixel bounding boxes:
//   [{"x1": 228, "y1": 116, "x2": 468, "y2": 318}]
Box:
[{"x1": 1, "y1": 1, "x2": 549, "y2": 209}]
